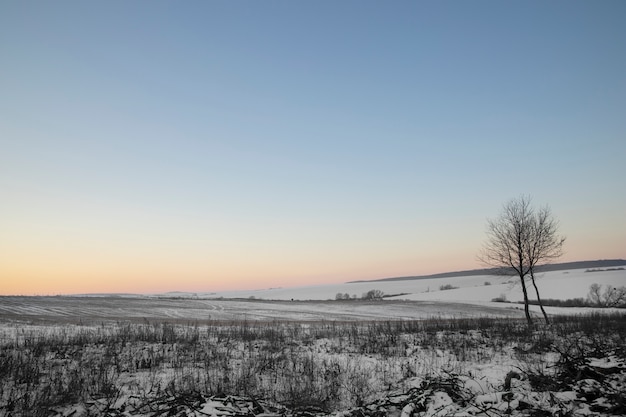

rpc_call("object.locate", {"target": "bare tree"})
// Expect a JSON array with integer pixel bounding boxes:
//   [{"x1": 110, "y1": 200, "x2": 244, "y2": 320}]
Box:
[
  {"x1": 588, "y1": 283, "x2": 603, "y2": 306},
  {"x1": 478, "y1": 195, "x2": 565, "y2": 326},
  {"x1": 587, "y1": 283, "x2": 626, "y2": 307},
  {"x1": 603, "y1": 286, "x2": 626, "y2": 307}
]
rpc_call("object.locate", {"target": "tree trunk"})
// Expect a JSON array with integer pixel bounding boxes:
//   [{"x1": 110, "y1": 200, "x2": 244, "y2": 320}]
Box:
[
  {"x1": 519, "y1": 274, "x2": 533, "y2": 326},
  {"x1": 529, "y1": 269, "x2": 549, "y2": 324}
]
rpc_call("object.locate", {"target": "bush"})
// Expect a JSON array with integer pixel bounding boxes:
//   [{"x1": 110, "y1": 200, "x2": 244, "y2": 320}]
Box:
[
  {"x1": 362, "y1": 289, "x2": 384, "y2": 300},
  {"x1": 439, "y1": 284, "x2": 459, "y2": 291},
  {"x1": 335, "y1": 293, "x2": 352, "y2": 301},
  {"x1": 491, "y1": 294, "x2": 508, "y2": 303}
]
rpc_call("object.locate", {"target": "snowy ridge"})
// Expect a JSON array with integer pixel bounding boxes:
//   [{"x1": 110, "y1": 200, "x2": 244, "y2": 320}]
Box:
[{"x1": 191, "y1": 267, "x2": 626, "y2": 303}]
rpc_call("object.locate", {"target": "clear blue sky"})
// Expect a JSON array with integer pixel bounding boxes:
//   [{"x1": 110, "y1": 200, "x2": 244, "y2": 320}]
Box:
[{"x1": 1, "y1": 1, "x2": 625, "y2": 294}]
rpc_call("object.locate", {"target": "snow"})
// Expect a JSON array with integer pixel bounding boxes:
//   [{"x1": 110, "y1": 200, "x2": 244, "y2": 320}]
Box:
[
  {"x1": 1, "y1": 266, "x2": 625, "y2": 416},
  {"x1": 0, "y1": 268, "x2": 623, "y2": 327},
  {"x1": 204, "y1": 267, "x2": 625, "y2": 304}
]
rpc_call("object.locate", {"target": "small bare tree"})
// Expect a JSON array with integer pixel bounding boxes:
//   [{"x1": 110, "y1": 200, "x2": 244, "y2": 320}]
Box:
[
  {"x1": 478, "y1": 195, "x2": 565, "y2": 326},
  {"x1": 588, "y1": 283, "x2": 626, "y2": 307},
  {"x1": 588, "y1": 283, "x2": 603, "y2": 306},
  {"x1": 602, "y1": 286, "x2": 626, "y2": 307}
]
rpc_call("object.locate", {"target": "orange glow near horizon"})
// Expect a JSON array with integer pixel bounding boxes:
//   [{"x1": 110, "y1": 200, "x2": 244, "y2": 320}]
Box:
[
  {"x1": 1, "y1": 236, "x2": 623, "y2": 296},
  {"x1": 0, "y1": 238, "x2": 471, "y2": 295},
  {"x1": 1, "y1": 181, "x2": 624, "y2": 297}
]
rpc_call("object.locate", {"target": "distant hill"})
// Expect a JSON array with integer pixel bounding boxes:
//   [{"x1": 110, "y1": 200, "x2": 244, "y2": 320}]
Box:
[{"x1": 347, "y1": 259, "x2": 626, "y2": 284}]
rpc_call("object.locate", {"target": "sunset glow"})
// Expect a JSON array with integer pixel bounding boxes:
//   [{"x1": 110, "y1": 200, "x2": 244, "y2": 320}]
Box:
[{"x1": 1, "y1": 1, "x2": 625, "y2": 295}]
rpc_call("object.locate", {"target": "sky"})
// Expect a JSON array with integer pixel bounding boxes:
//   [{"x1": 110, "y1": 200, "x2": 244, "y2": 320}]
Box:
[{"x1": 1, "y1": 1, "x2": 625, "y2": 295}]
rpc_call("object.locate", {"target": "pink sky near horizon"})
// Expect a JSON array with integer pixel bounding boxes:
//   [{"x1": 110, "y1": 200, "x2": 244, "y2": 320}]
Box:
[{"x1": 1, "y1": 231, "x2": 622, "y2": 295}]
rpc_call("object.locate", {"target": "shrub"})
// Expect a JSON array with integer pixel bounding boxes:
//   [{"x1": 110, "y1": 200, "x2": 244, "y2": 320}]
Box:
[
  {"x1": 439, "y1": 284, "x2": 459, "y2": 291},
  {"x1": 362, "y1": 289, "x2": 384, "y2": 300},
  {"x1": 491, "y1": 294, "x2": 507, "y2": 303}
]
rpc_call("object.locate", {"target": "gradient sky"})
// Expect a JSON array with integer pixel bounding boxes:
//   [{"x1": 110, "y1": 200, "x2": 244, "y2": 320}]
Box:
[{"x1": 1, "y1": 1, "x2": 625, "y2": 295}]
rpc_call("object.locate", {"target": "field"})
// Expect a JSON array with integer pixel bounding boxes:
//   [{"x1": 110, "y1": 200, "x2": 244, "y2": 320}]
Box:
[
  {"x1": 203, "y1": 267, "x2": 626, "y2": 304},
  {"x1": 1, "y1": 268, "x2": 626, "y2": 416},
  {"x1": 0, "y1": 296, "x2": 526, "y2": 325}
]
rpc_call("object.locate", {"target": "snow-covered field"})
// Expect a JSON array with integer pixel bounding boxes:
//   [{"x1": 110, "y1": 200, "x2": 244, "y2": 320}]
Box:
[
  {"x1": 1, "y1": 313, "x2": 624, "y2": 417},
  {"x1": 0, "y1": 268, "x2": 623, "y2": 325},
  {"x1": 1, "y1": 267, "x2": 625, "y2": 417},
  {"x1": 0, "y1": 296, "x2": 524, "y2": 324},
  {"x1": 205, "y1": 267, "x2": 626, "y2": 303}
]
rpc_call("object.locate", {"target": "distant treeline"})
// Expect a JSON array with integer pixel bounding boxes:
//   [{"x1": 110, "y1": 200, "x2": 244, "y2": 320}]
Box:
[
  {"x1": 525, "y1": 299, "x2": 625, "y2": 309},
  {"x1": 585, "y1": 267, "x2": 625, "y2": 272}
]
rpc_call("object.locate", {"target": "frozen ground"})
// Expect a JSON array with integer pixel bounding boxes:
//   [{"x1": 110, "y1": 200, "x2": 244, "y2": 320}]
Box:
[
  {"x1": 203, "y1": 267, "x2": 626, "y2": 303},
  {"x1": 0, "y1": 296, "x2": 525, "y2": 325},
  {"x1": 1, "y1": 267, "x2": 625, "y2": 416},
  {"x1": 1, "y1": 314, "x2": 624, "y2": 417},
  {"x1": 1, "y1": 268, "x2": 623, "y2": 325}
]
